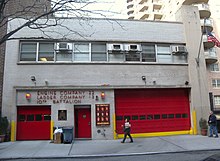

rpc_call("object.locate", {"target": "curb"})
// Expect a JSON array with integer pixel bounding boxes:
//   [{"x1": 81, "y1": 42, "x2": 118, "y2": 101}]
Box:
[{"x1": 1, "y1": 149, "x2": 220, "y2": 160}]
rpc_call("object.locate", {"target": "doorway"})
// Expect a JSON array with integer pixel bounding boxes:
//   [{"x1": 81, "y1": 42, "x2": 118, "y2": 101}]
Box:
[{"x1": 74, "y1": 105, "x2": 91, "y2": 138}]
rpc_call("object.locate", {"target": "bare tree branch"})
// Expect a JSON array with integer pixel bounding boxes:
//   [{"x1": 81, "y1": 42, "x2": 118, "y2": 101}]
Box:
[{"x1": 0, "y1": 0, "x2": 124, "y2": 45}]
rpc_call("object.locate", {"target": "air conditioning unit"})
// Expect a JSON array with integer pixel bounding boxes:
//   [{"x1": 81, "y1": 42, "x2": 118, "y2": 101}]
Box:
[
  {"x1": 172, "y1": 45, "x2": 187, "y2": 54},
  {"x1": 124, "y1": 44, "x2": 142, "y2": 52},
  {"x1": 56, "y1": 42, "x2": 72, "y2": 51},
  {"x1": 107, "y1": 44, "x2": 123, "y2": 53}
]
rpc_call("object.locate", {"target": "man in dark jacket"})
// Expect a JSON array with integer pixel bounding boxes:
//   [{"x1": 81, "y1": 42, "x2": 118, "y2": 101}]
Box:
[{"x1": 208, "y1": 111, "x2": 218, "y2": 138}]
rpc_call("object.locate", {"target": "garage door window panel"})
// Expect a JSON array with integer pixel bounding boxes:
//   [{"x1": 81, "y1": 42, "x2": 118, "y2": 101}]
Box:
[
  {"x1": 44, "y1": 115, "x2": 51, "y2": 121},
  {"x1": 27, "y1": 114, "x2": 34, "y2": 121},
  {"x1": 18, "y1": 114, "x2": 26, "y2": 121},
  {"x1": 36, "y1": 114, "x2": 42, "y2": 121}
]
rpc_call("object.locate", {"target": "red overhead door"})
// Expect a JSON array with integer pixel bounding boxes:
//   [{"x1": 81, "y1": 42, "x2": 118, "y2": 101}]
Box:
[
  {"x1": 115, "y1": 89, "x2": 191, "y2": 134},
  {"x1": 17, "y1": 106, "x2": 51, "y2": 140}
]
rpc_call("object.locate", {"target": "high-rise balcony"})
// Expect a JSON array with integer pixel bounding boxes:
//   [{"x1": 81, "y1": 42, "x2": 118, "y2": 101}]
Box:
[
  {"x1": 194, "y1": 3, "x2": 211, "y2": 19},
  {"x1": 152, "y1": 0, "x2": 163, "y2": 5},
  {"x1": 138, "y1": 3, "x2": 149, "y2": 12},
  {"x1": 203, "y1": 34, "x2": 215, "y2": 49},
  {"x1": 127, "y1": 9, "x2": 134, "y2": 16},
  {"x1": 153, "y1": 13, "x2": 163, "y2": 20},
  {"x1": 137, "y1": 13, "x2": 150, "y2": 20},
  {"x1": 139, "y1": 0, "x2": 148, "y2": 4},
  {"x1": 183, "y1": 0, "x2": 209, "y2": 5},
  {"x1": 127, "y1": 4, "x2": 134, "y2": 10},
  {"x1": 200, "y1": 18, "x2": 213, "y2": 33},
  {"x1": 205, "y1": 48, "x2": 218, "y2": 64}
]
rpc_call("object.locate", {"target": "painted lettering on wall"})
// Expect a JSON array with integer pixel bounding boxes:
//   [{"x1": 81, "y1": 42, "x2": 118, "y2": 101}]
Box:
[{"x1": 37, "y1": 90, "x2": 94, "y2": 104}]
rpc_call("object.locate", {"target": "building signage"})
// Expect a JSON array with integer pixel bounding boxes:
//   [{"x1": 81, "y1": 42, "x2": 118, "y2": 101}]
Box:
[
  {"x1": 96, "y1": 104, "x2": 110, "y2": 126},
  {"x1": 36, "y1": 90, "x2": 94, "y2": 104}
]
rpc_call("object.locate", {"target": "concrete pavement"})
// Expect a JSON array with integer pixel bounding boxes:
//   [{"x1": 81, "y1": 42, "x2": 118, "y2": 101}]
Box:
[{"x1": 0, "y1": 135, "x2": 220, "y2": 159}]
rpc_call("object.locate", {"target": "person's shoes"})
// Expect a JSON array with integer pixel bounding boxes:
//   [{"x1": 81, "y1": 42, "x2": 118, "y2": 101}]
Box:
[
  {"x1": 209, "y1": 135, "x2": 213, "y2": 137},
  {"x1": 215, "y1": 136, "x2": 219, "y2": 138},
  {"x1": 121, "y1": 141, "x2": 124, "y2": 143},
  {"x1": 130, "y1": 141, "x2": 133, "y2": 143}
]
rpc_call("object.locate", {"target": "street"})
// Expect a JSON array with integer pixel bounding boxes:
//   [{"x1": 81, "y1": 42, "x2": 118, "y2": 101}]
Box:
[{"x1": 3, "y1": 150, "x2": 220, "y2": 161}]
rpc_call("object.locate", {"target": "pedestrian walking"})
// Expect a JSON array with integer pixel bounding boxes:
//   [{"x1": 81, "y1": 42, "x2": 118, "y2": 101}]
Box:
[
  {"x1": 208, "y1": 111, "x2": 219, "y2": 138},
  {"x1": 121, "y1": 118, "x2": 133, "y2": 143}
]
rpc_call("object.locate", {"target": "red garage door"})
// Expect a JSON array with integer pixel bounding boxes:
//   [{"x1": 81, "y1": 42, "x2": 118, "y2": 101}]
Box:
[
  {"x1": 17, "y1": 106, "x2": 51, "y2": 140},
  {"x1": 115, "y1": 89, "x2": 190, "y2": 134}
]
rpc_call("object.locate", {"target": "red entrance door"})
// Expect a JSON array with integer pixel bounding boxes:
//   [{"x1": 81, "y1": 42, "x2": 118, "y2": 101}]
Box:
[{"x1": 75, "y1": 107, "x2": 91, "y2": 138}]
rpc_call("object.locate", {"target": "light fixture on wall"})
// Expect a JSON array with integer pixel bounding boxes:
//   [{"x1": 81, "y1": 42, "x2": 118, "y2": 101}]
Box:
[
  {"x1": 30, "y1": 76, "x2": 36, "y2": 86},
  {"x1": 142, "y1": 76, "x2": 146, "y2": 85},
  {"x1": 101, "y1": 92, "x2": 105, "y2": 99},
  {"x1": 185, "y1": 81, "x2": 189, "y2": 85},
  {"x1": 31, "y1": 76, "x2": 36, "y2": 82},
  {"x1": 25, "y1": 93, "x2": 31, "y2": 100},
  {"x1": 45, "y1": 80, "x2": 48, "y2": 86},
  {"x1": 95, "y1": 95, "x2": 99, "y2": 101}
]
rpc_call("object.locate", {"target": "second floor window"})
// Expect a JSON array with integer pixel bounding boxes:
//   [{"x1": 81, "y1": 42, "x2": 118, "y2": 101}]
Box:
[
  {"x1": 20, "y1": 43, "x2": 37, "y2": 61},
  {"x1": 74, "y1": 43, "x2": 90, "y2": 62},
  {"x1": 19, "y1": 41, "x2": 187, "y2": 64}
]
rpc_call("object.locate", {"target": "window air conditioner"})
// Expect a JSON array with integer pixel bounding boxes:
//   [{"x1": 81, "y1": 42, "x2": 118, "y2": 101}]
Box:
[
  {"x1": 57, "y1": 43, "x2": 72, "y2": 51},
  {"x1": 172, "y1": 45, "x2": 187, "y2": 54},
  {"x1": 107, "y1": 44, "x2": 123, "y2": 53},
  {"x1": 124, "y1": 44, "x2": 142, "y2": 52}
]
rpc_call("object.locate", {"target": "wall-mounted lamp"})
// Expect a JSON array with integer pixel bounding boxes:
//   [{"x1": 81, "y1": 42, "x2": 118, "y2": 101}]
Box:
[
  {"x1": 30, "y1": 76, "x2": 36, "y2": 82},
  {"x1": 95, "y1": 95, "x2": 99, "y2": 101},
  {"x1": 142, "y1": 76, "x2": 146, "y2": 81},
  {"x1": 45, "y1": 80, "x2": 48, "y2": 86},
  {"x1": 101, "y1": 92, "x2": 105, "y2": 99},
  {"x1": 185, "y1": 81, "x2": 189, "y2": 85},
  {"x1": 25, "y1": 93, "x2": 31, "y2": 100}
]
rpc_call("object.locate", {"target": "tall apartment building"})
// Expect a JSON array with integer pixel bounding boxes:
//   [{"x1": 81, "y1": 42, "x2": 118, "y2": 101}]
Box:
[
  {"x1": 127, "y1": 0, "x2": 220, "y2": 121},
  {"x1": 0, "y1": 0, "x2": 51, "y2": 115},
  {"x1": 127, "y1": 0, "x2": 163, "y2": 20}
]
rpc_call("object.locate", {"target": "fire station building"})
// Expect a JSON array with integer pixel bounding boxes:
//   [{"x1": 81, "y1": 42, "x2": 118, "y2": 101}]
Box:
[{"x1": 2, "y1": 6, "x2": 210, "y2": 140}]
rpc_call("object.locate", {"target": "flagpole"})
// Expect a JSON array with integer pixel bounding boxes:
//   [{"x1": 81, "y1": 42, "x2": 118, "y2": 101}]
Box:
[{"x1": 196, "y1": 18, "x2": 206, "y2": 66}]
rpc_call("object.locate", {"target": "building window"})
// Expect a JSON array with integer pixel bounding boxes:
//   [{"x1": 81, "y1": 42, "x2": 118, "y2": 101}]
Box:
[
  {"x1": 141, "y1": 44, "x2": 156, "y2": 62},
  {"x1": 108, "y1": 51, "x2": 124, "y2": 62},
  {"x1": 58, "y1": 110, "x2": 67, "y2": 121},
  {"x1": 91, "y1": 43, "x2": 107, "y2": 61},
  {"x1": 173, "y1": 54, "x2": 187, "y2": 63},
  {"x1": 125, "y1": 51, "x2": 140, "y2": 62},
  {"x1": 56, "y1": 43, "x2": 73, "y2": 61},
  {"x1": 19, "y1": 41, "x2": 187, "y2": 64},
  {"x1": 74, "y1": 43, "x2": 90, "y2": 62},
  {"x1": 212, "y1": 79, "x2": 220, "y2": 88},
  {"x1": 38, "y1": 43, "x2": 54, "y2": 61},
  {"x1": 20, "y1": 43, "x2": 37, "y2": 61},
  {"x1": 210, "y1": 64, "x2": 219, "y2": 72},
  {"x1": 157, "y1": 45, "x2": 172, "y2": 63}
]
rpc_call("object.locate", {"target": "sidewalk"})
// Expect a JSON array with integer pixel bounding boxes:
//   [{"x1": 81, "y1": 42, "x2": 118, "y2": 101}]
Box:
[{"x1": 0, "y1": 135, "x2": 220, "y2": 159}]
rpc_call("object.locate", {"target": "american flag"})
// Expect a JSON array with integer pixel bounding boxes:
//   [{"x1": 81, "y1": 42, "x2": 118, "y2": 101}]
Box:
[{"x1": 208, "y1": 32, "x2": 220, "y2": 48}]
